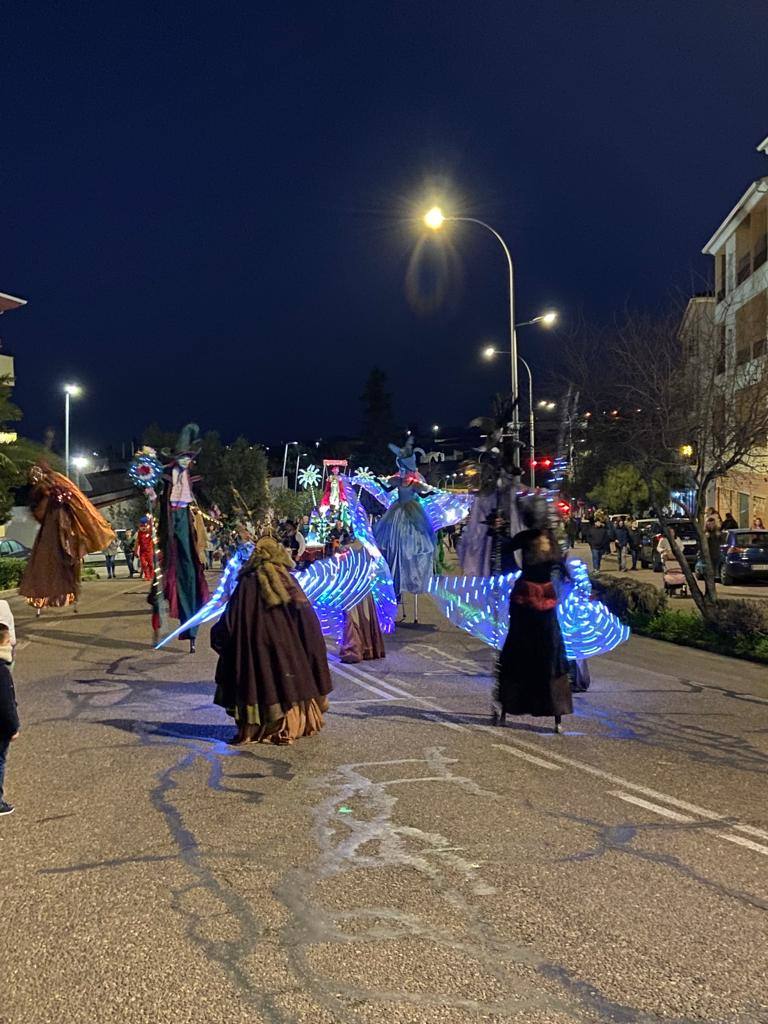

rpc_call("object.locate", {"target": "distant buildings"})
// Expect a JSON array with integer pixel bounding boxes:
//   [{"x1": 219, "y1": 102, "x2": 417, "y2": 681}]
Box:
[{"x1": 700, "y1": 135, "x2": 768, "y2": 526}]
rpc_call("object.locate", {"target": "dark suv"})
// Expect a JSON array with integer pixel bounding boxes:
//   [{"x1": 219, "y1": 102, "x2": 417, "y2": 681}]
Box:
[{"x1": 640, "y1": 519, "x2": 700, "y2": 572}]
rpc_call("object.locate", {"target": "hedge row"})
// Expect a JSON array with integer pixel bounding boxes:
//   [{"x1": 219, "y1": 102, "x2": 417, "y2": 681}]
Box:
[
  {"x1": 0, "y1": 557, "x2": 26, "y2": 591},
  {"x1": 590, "y1": 572, "x2": 768, "y2": 665}
]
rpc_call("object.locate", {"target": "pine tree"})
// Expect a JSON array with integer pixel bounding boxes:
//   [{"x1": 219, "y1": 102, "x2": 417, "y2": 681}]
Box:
[{"x1": 360, "y1": 367, "x2": 396, "y2": 473}]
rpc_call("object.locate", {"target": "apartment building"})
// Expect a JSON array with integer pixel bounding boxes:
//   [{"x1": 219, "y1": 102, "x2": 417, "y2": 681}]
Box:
[{"x1": 702, "y1": 136, "x2": 768, "y2": 526}]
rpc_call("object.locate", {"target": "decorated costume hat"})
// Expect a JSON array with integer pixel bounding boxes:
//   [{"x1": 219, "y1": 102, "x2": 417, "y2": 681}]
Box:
[
  {"x1": 388, "y1": 436, "x2": 425, "y2": 474},
  {"x1": 162, "y1": 423, "x2": 203, "y2": 462}
]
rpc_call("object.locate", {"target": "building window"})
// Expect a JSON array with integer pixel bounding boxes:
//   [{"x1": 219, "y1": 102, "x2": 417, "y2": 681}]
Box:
[{"x1": 738, "y1": 492, "x2": 750, "y2": 528}]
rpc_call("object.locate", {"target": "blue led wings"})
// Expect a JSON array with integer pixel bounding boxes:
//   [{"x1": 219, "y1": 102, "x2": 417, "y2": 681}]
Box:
[{"x1": 427, "y1": 558, "x2": 629, "y2": 659}]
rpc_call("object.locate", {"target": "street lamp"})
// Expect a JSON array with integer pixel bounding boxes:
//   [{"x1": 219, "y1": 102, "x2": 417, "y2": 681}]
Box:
[
  {"x1": 281, "y1": 441, "x2": 298, "y2": 490},
  {"x1": 294, "y1": 451, "x2": 307, "y2": 491},
  {"x1": 425, "y1": 207, "x2": 521, "y2": 477},
  {"x1": 63, "y1": 383, "x2": 82, "y2": 479},
  {"x1": 431, "y1": 424, "x2": 440, "y2": 434},
  {"x1": 71, "y1": 454, "x2": 90, "y2": 487}
]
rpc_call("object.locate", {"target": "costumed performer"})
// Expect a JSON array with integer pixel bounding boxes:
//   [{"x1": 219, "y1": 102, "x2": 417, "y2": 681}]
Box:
[
  {"x1": 19, "y1": 463, "x2": 116, "y2": 615},
  {"x1": 158, "y1": 425, "x2": 210, "y2": 653},
  {"x1": 210, "y1": 536, "x2": 333, "y2": 745},
  {"x1": 135, "y1": 516, "x2": 155, "y2": 580},
  {"x1": 339, "y1": 541, "x2": 386, "y2": 663},
  {"x1": 373, "y1": 437, "x2": 435, "y2": 623},
  {"x1": 494, "y1": 495, "x2": 572, "y2": 734}
]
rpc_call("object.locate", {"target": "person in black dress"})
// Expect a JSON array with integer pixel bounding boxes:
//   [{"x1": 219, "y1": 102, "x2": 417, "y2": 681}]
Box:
[{"x1": 493, "y1": 501, "x2": 572, "y2": 734}]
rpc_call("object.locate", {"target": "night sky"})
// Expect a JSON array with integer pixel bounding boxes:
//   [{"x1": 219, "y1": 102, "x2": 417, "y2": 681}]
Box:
[{"x1": 1, "y1": 2, "x2": 765, "y2": 455}]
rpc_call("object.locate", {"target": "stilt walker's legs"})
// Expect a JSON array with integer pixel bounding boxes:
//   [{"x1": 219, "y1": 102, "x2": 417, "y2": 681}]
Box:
[
  {"x1": 413, "y1": 593, "x2": 419, "y2": 624},
  {"x1": 554, "y1": 714, "x2": 563, "y2": 734}
]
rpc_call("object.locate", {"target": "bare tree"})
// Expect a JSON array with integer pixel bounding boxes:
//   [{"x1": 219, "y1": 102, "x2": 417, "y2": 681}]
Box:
[{"x1": 567, "y1": 303, "x2": 768, "y2": 621}]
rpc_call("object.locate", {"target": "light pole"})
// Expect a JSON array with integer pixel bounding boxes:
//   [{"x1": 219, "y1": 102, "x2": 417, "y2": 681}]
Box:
[
  {"x1": 294, "y1": 451, "x2": 306, "y2": 491},
  {"x1": 480, "y1": 311, "x2": 558, "y2": 488},
  {"x1": 281, "y1": 441, "x2": 298, "y2": 490},
  {"x1": 63, "y1": 383, "x2": 82, "y2": 479},
  {"x1": 71, "y1": 454, "x2": 90, "y2": 488},
  {"x1": 518, "y1": 357, "x2": 536, "y2": 488},
  {"x1": 425, "y1": 208, "x2": 523, "y2": 476}
]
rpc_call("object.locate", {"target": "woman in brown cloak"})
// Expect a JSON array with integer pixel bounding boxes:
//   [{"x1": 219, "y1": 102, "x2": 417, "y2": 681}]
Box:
[
  {"x1": 19, "y1": 464, "x2": 116, "y2": 612},
  {"x1": 210, "y1": 537, "x2": 333, "y2": 745}
]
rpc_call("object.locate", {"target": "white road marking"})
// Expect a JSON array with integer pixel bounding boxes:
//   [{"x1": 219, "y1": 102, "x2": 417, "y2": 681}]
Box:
[
  {"x1": 493, "y1": 743, "x2": 563, "y2": 771},
  {"x1": 331, "y1": 664, "x2": 400, "y2": 701},
  {"x1": 716, "y1": 833, "x2": 768, "y2": 857},
  {"x1": 608, "y1": 790, "x2": 695, "y2": 823},
  {"x1": 423, "y1": 713, "x2": 467, "y2": 733},
  {"x1": 732, "y1": 823, "x2": 768, "y2": 842},
  {"x1": 344, "y1": 659, "x2": 768, "y2": 860}
]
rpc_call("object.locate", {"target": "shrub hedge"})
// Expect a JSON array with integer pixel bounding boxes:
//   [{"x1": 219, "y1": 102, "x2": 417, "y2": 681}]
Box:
[
  {"x1": 0, "y1": 557, "x2": 26, "y2": 591},
  {"x1": 589, "y1": 572, "x2": 768, "y2": 665}
]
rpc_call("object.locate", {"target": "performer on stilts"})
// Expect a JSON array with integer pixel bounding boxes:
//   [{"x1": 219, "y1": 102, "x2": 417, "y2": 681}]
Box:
[
  {"x1": 158, "y1": 425, "x2": 210, "y2": 653},
  {"x1": 492, "y1": 494, "x2": 572, "y2": 734},
  {"x1": 373, "y1": 437, "x2": 436, "y2": 623},
  {"x1": 19, "y1": 463, "x2": 116, "y2": 615}
]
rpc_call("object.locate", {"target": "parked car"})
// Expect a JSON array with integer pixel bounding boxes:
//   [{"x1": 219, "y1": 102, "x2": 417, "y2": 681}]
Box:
[
  {"x1": 695, "y1": 529, "x2": 768, "y2": 585},
  {"x1": 640, "y1": 519, "x2": 699, "y2": 572},
  {"x1": 0, "y1": 538, "x2": 31, "y2": 559}
]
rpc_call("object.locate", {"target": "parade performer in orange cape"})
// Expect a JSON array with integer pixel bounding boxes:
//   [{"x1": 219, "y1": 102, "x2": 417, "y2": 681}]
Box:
[{"x1": 19, "y1": 463, "x2": 116, "y2": 613}]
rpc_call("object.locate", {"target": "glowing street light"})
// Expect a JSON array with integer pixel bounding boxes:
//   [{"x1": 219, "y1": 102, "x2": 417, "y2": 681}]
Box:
[
  {"x1": 431, "y1": 424, "x2": 440, "y2": 433},
  {"x1": 63, "y1": 383, "x2": 83, "y2": 479},
  {"x1": 423, "y1": 206, "x2": 445, "y2": 230},
  {"x1": 424, "y1": 206, "x2": 522, "y2": 480}
]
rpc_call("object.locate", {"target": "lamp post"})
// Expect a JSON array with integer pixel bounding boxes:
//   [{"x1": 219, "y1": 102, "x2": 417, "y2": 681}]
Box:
[
  {"x1": 71, "y1": 454, "x2": 90, "y2": 488},
  {"x1": 518, "y1": 357, "x2": 536, "y2": 488},
  {"x1": 480, "y1": 312, "x2": 558, "y2": 488},
  {"x1": 425, "y1": 208, "x2": 524, "y2": 477},
  {"x1": 294, "y1": 451, "x2": 306, "y2": 491},
  {"x1": 63, "y1": 383, "x2": 82, "y2": 479},
  {"x1": 281, "y1": 441, "x2": 298, "y2": 490}
]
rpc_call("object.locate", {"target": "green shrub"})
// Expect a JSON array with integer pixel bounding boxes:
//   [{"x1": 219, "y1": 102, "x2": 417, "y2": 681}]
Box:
[
  {"x1": 633, "y1": 608, "x2": 768, "y2": 665},
  {"x1": 589, "y1": 572, "x2": 768, "y2": 664},
  {"x1": 0, "y1": 557, "x2": 26, "y2": 590},
  {"x1": 709, "y1": 598, "x2": 768, "y2": 639},
  {"x1": 589, "y1": 572, "x2": 667, "y2": 621}
]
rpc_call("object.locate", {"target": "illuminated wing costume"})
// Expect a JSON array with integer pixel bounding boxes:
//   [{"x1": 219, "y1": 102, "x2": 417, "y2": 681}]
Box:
[
  {"x1": 352, "y1": 440, "x2": 474, "y2": 599},
  {"x1": 427, "y1": 558, "x2": 629, "y2": 659},
  {"x1": 156, "y1": 476, "x2": 397, "y2": 648}
]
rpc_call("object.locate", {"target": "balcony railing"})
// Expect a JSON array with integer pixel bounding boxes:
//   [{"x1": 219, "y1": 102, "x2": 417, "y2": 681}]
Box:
[{"x1": 736, "y1": 251, "x2": 752, "y2": 285}]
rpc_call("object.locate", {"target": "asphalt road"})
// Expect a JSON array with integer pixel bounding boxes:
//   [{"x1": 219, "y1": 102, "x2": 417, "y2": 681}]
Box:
[{"x1": 2, "y1": 575, "x2": 767, "y2": 1024}]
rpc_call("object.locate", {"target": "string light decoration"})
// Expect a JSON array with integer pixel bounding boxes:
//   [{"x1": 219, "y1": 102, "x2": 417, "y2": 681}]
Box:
[
  {"x1": 128, "y1": 447, "x2": 164, "y2": 490},
  {"x1": 128, "y1": 445, "x2": 168, "y2": 629},
  {"x1": 353, "y1": 467, "x2": 376, "y2": 483},
  {"x1": 427, "y1": 558, "x2": 629, "y2": 659},
  {"x1": 298, "y1": 464, "x2": 321, "y2": 504},
  {"x1": 352, "y1": 473, "x2": 397, "y2": 509}
]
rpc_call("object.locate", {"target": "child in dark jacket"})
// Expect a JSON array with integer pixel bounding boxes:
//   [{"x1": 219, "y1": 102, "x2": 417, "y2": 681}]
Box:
[{"x1": 0, "y1": 622, "x2": 19, "y2": 815}]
